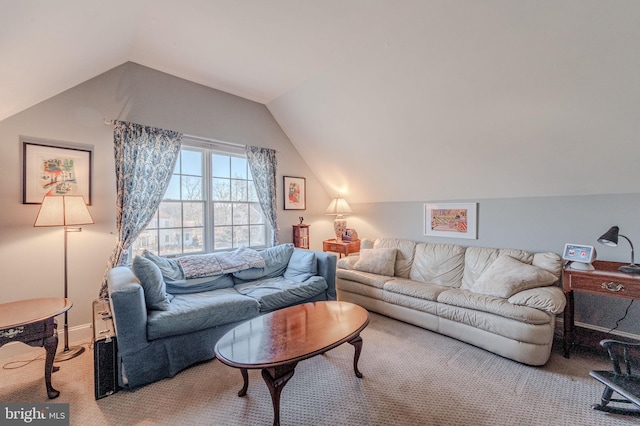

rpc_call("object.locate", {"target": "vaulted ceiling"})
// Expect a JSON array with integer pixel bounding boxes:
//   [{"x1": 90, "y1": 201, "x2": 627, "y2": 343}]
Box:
[{"x1": 3, "y1": 1, "x2": 640, "y2": 203}]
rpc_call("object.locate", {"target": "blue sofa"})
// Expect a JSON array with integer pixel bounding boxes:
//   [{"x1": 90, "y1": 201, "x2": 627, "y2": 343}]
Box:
[{"x1": 106, "y1": 244, "x2": 337, "y2": 389}]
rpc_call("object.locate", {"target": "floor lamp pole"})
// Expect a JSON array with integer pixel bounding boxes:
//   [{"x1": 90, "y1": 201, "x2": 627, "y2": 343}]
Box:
[{"x1": 55, "y1": 226, "x2": 85, "y2": 362}]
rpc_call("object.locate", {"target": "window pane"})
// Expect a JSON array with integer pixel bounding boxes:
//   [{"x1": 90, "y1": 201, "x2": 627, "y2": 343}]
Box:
[
  {"x1": 182, "y1": 150, "x2": 202, "y2": 176},
  {"x1": 164, "y1": 175, "x2": 180, "y2": 200},
  {"x1": 234, "y1": 225, "x2": 250, "y2": 247},
  {"x1": 250, "y1": 225, "x2": 266, "y2": 246},
  {"x1": 249, "y1": 203, "x2": 264, "y2": 224},
  {"x1": 173, "y1": 152, "x2": 181, "y2": 174},
  {"x1": 212, "y1": 178, "x2": 230, "y2": 201},
  {"x1": 159, "y1": 229, "x2": 182, "y2": 256},
  {"x1": 212, "y1": 154, "x2": 230, "y2": 178},
  {"x1": 132, "y1": 229, "x2": 158, "y2": 257},
  {"x1": 248, "y1": 181, "x2": 258, "y2": 202},
  {"x1": 182, "y1": 176, "x2": 202, "y2": 200},
  {"x1": 147, "y1": 212, "x2": 159, "y2": 229},
  {"x1": 214, "y1": 226, "x2": 233, "y2": 250},
  {"x1": 233, "y1": 203, "x2": 249, "y2": 225},
  {"x1": 214, "y1": 202, "x2": 232, "y2": 226},
  {"x1": 231, "y1": 179, "x2": 247, "y2": 201},
  {"x1": 184, "y1": 227, "x2": 203, "y2": 253},
  {"x1": 183, "y1": 202, "x2": 204, "y2": 226},
  {"x1": 159, "y1": 203, "x2": 181, "y2": 228},
  {"x1": 231, "y1": 157, "x2": 247, "y2": 179}
]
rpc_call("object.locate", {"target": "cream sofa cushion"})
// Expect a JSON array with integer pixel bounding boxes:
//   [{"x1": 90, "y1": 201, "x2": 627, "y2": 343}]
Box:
[
  {"x1": 461, "y1": 247, "x2": 500, "y2": 289},
  {"x1": 508, "y1": 286, "x2": 566, "y2": 314},
  {"x1": 470, "y1": 255, "x2": 558, "y2": 298},
  {"x1": 373, "y1": 238, "x2": 416, "y2": 278},
  {"x1": 409, "y1": 243, "x2": 465, "y2": 287},
  {"x1": 353, "y1": 248, "x2": 397, "y2": 276}
]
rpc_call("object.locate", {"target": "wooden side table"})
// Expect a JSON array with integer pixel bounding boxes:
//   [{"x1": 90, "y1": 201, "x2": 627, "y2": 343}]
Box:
[
  {"x1": 323, "y1": 239, "x2": 360, "y2": 258},
  {"x1": 562, "y1": 260, "x2": 640, "y2": 357},
  {"x1": 0, "y1": 298, "x2": 72, "y2": 398}
]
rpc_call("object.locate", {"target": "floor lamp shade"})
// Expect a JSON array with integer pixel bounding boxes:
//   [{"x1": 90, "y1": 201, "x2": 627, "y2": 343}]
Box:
[
  {"x1": 325, "y1": 197, "x2": 352, "y2": 242},
  {"x1": 34, "y1": 195, "x2": 94, "y2": 227},
  {"x1": 34, "y1": 195, "x2": 93, "y2": 361}
]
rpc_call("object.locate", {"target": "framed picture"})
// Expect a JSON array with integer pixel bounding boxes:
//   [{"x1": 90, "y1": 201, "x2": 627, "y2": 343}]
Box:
[
  {"x1": 283, "y1": 176, "x2": 306, "y2": 210},
  {"x1": 424, "y1": 202, "x2": 477, "y2": 239},
  {"x1": 23, "y1": 140, "x2": 93, "y2": 204}
]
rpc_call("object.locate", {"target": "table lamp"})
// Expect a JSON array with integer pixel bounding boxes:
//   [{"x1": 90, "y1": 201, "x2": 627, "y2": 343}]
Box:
[
  {"x1": 34, "y1": 195, "x2": 94, "y2": 360},
  {"x1": 325, "y1": 197, "x2": 352, "y2": 242},
  {"x1": 597, "y1": 226, "x2": 640, "y2": 274}
]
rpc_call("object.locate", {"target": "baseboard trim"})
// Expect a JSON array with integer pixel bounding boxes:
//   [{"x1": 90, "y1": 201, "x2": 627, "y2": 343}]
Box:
[{"x1": 0, "y1": 323, "x2": 92, "y2": 360}]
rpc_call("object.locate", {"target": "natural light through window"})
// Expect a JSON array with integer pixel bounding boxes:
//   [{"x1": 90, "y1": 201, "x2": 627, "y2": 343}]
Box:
[{"x1": 132, "y1": 142, "x2": 267, "y2": 257}]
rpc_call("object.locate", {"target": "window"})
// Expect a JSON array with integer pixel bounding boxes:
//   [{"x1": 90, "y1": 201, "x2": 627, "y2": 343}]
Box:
[{"x1": 132, "y1": 140, "x2": 267, "y2": 257}]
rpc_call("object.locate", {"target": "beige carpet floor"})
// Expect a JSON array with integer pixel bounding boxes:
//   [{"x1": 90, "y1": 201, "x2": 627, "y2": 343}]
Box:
[{"x1": 0, "y1": 312, "x2": 637, "y2": 426}]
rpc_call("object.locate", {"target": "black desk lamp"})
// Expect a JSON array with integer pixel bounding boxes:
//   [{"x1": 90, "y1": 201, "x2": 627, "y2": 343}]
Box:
[{"x1": 597, "y1": 226, "x2": 640, "y2": 274}]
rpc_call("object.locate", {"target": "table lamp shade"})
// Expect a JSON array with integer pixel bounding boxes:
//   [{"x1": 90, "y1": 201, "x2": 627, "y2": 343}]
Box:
[{"x1": 34, "y1": 195, "x2": 94, "y2": 227}]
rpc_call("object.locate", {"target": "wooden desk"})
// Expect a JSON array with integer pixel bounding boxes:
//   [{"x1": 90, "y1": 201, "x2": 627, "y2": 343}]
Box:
[
  {"x1": 0, "y1": 298, "x2": 72, "y2": 398},
  {"x1": 322, "y1": 239, "x2": 360, "y2": 258},
  {"x1": 562, "y1": 260, "x2": 640, "y2": 357}
]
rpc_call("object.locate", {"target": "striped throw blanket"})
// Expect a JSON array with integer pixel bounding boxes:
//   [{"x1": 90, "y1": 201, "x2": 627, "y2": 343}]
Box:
[{"x1": 177, "y1": 247, "x2": 265, "y2": 279}]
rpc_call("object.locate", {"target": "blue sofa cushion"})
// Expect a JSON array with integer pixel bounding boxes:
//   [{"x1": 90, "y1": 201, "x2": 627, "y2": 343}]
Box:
[
  {"x1": 233, "y1": 243, "x2": 295, "y2": 282},
  {"x1": 142, "y1": 250, "x2": 235, "y2": 294},
  {"x1": 147, "y1": 288, "x2": 260, "y2": 340},
  {"x1": 234, "y1": 275, "x2": 328, "y2": 311},
  {"x1": 284, "y1": 249, "x2": 318, "y2": 282},
  {"x1": 132, "y1": 256, "x2": 173, "y2": 311}
]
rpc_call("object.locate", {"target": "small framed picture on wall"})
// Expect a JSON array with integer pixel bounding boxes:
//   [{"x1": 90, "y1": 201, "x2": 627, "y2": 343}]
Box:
[{"x1": 283, "y1": 176, "x2": 306, "y2": 210}]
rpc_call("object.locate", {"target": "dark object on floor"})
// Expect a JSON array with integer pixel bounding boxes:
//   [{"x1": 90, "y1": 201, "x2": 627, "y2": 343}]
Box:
[{"x1": 590, "y1": 339, "x2": 640, "y2": 416}]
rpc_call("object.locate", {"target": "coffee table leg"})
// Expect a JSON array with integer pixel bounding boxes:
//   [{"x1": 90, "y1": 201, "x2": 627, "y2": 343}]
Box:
[
  {"x1": 348, "y1": 334, "x2": 364, "y2": 378},
  {"x1": 238, "y1": 368, "x2": 249, "y2": 397},
  {"x1": 262, "y1": 363, "x2": 297, "y2": 426}
]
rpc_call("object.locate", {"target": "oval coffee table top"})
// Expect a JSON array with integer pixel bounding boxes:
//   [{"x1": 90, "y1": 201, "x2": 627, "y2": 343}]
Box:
[{"x1": 215, "y1": 300, "x2": 369, "y2": 369}]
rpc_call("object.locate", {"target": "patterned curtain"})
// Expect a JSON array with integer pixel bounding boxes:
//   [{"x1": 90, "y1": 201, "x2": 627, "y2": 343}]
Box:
[
  {"x1": 246, "y1": 146, "x2": 279, "y2": 246},
  {"x1": 99, "y1": 121, "x2": 182, "y2": 297}
]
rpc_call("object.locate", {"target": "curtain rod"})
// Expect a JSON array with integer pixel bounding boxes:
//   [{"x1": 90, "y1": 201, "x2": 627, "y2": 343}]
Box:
[{"x1": 104, "y1": 117, "x2": 261, "y2": 151}]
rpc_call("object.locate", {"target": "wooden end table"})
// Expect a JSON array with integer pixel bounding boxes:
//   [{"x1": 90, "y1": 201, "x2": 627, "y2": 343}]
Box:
[
  {"x1": 0, "y1": 298, "x2": 72, "y2": 399},
  {"x1": 214, "y1": 301, "x2": 369, "y2": 426},
  {"x1": 323, "y1": 239, "x2": 360, "y2": 258}
]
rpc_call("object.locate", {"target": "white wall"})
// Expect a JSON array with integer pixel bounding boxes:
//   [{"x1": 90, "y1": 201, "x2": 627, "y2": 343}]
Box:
[{"x1": 0, "y1": 63, "x2": 334, "y2": 356}]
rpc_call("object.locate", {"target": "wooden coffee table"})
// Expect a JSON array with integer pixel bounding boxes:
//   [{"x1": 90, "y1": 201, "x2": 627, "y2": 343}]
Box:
[
  {"x1": 214, "y1": 300, "x2": 369, "y2": 426},
  {"x1": 0, "y1": 298, "x2": 72, "y2": 399}
]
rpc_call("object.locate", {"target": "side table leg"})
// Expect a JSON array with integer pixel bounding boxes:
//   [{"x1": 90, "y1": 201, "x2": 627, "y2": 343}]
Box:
[
  {"x1": 348, "y1": 334, "x2": 364, "y2": 378},
  {"x1": 563, "y1": 290, "x2": 574, "y2": 358},
  {"x1": 43, "y1": 334, "x2": 59, "y2": 399},
  {"x1": 262, "y1": 363, "x2": 297, "y2": 426}
]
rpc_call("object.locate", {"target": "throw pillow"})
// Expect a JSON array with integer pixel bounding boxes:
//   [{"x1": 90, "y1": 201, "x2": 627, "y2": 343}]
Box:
[
  {"x1": 132, "y1": 256, "x2": 173, "y2": 310},
  {"x1": 353, "y1": 248, "x2": 397, "y2": 276},
  {"x1": 284, "y1": 249, "x2": 317, "y2": 282},
  {"x1": 471, "y1": 255, "x2": 558, "y2": 299}
]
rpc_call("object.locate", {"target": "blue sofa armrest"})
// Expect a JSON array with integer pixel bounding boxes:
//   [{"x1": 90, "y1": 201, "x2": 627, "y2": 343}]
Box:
[
  {"x1": 312, "y1": 250, "x2": 337, "y2": 300},
  {"x1": 106, "y1": 267, "x2": 150, "y2": 354}
]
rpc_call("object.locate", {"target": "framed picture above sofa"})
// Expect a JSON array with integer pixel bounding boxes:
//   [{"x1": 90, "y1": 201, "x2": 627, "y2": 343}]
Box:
[
  {"x1": 424, "y1": 202, "x2": 477, "y2": 239},
  {"x1": 283, "y1": 176, "x2": 306, "y2": 210}
]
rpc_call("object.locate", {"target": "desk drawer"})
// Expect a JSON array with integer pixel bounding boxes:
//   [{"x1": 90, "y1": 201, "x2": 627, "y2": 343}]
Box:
[{"x1": 569, "y1": 275, "x2": 640, "y2": 299}]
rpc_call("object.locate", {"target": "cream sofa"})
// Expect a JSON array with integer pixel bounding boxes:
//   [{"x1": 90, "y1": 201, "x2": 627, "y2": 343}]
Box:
[{"x1": 336, "y1": 238, "x2": 566, "y2": 365}]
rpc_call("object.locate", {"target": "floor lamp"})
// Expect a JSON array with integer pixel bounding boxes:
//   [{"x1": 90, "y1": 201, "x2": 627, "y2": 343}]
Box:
[{"x1": 34, "y1": 195, "x2": 94, "y2": 361}]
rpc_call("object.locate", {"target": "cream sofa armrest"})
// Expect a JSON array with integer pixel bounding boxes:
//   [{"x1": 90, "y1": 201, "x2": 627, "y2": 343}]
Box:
[
  {"x1": 337, "y1": 255, "x2": 359, "y2": 270},
  {"x1": 508, "y1": 286, "x2": 566, "y2": 314}
]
